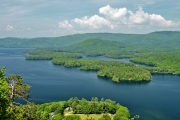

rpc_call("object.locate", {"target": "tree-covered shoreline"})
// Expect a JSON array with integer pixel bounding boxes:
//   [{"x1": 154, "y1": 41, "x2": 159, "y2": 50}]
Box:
[
  {"x1": 37, "y1": 97, "x2": 131, "y2": 120},
  {"x1": 52, "y1": 58, "x2": 151, "y2": 82},
  {"x1": 23, "y1": 46, "x2": 180, "y2": 82},
  {"x1": 0, "y1": 67, "x2": 133, "y2": 120}
]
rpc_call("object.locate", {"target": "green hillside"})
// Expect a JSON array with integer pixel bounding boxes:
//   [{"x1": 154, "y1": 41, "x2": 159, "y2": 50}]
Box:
[
  {"x1": 59, "y1": 39, "x2": 126, "y2": 52},
  {"x1": 0, "y1": 31, "x2": 180, "y2": 52}
]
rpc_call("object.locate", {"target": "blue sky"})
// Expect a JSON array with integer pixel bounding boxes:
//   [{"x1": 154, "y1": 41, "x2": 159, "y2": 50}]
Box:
[{"x1": 0, "y1": 0, "x2": 180, "y2": 38}]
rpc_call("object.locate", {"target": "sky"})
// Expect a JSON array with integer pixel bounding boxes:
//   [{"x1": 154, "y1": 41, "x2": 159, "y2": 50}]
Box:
[{"x1": 0, "y1": 0, "x2": 180, "y2": 38}]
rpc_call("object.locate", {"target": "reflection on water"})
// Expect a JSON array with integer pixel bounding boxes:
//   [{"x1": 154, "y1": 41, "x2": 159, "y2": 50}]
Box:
[
  {"x1": 0, "y1": 48, "x2": 180, "y2": 120},
  {"x1": 97, "y1": 76, "x2": 151, "y2": 85}
]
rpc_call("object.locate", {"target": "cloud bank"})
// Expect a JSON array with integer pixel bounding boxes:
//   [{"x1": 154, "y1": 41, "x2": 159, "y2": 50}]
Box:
[
  {"x1": 58, "y1": 5, "x2": 180, "y2": 33},
  {"x1": 1, "y1": 3, "x2": 180, "y2": 37}
]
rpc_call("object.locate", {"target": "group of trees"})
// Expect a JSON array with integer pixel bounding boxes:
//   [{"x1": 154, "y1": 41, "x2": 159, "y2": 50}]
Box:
[
  {"x1": 0, "y1": 67, "x2": 40, "y2": 120},
  {"x1": 37, "y1": 97, "x2": 130, "y2": 120},
  {"x1": 52, "y1": 58, "x2": 151, "y2": 82},
  {"x1": 130, "y1": 52, "x2": 180, "y2": 75}
]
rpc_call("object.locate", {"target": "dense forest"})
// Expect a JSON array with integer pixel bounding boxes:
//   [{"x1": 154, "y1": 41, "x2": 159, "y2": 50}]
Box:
[
  {"x1": 130, "y1": 52, "x2": 180, "y2": 74},
  {"x1": 52, "y1": 58, "x2": 151, "y2": 82},
  {"x1": 0, "y1": 67, "x2": 133, "y2": 120}
]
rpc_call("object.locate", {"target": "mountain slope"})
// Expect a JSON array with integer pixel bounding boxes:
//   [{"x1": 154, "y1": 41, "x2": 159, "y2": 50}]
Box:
[{"x1": 0, "y1": 31, "x2": 180, "y2": 52}]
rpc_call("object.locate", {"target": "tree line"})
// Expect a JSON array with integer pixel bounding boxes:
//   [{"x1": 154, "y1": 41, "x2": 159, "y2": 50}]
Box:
[
  {"x1": 130, "y1": 52, "x2": 180, "y2": 75},
  {"x1": 37, "y1": 97, "x2": 130, "y2": 120},
  {"x1": 52, "y1": 58, "x2": 151, "y2": 82}
]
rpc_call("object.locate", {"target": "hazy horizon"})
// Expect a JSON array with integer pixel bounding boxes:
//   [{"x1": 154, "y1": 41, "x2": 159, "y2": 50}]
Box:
[{"x1": 1, "y1": 0, "x2": 180, "y2": 37}]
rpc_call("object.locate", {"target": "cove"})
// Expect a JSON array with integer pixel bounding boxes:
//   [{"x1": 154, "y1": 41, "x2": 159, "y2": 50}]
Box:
[{"x1": 0, "y1": 48, "x2": 180, "y2": 120}]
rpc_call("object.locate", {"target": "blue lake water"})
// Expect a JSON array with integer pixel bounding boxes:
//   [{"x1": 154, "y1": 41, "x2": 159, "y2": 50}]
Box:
[{"x1": 0, "y1": 48, "x2": 180, "y2": 120}]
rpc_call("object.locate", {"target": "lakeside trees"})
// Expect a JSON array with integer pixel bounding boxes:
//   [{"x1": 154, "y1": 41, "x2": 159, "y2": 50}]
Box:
[
  {"x1": 37, "y1": 97, "x2": 130, "y2": 120},
  {"x1": 0, "y1": 69, "x2": 10, "y2": 119},
  {"x1": 130, "y1": 52, "x2": 180, "y2": 74},
  {"x1": 0, "y1": 67, "x2": 39, "y2": 120},
  {"x1": 5, "y1": 75, "x2": 31, "y2": 103},
  {"x1": 0, "y1": 67, "x2": 132, "y2": 120}
]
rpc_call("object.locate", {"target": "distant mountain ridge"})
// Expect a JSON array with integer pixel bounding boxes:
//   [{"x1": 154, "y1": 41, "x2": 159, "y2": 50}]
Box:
[{"x1": 0, "y1": 31, "x2": 180, "y2": 51}]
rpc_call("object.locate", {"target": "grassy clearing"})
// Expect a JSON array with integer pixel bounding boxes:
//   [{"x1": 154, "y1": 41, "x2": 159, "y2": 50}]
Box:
[
  {"x1": 76, "y1": 114, "x2": 103, "y2": 120},
  {"x1": 64, "y1": 109, "x2": 114, "y2": 120}
]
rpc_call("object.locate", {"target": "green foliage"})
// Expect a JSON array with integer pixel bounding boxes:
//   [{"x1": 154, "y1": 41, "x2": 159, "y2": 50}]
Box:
[
  {"x1": 68, "y1": 97, "x2": 120, "y2": 114},
  {"x1": 7, "y1": 103, "x2": 42, "y2": 120},
  {"x1": 36, "y1": 101, "x2": 68, "y2": 119},
  {"x1": 0, "y1": 67, "x2": 10, "y2": 119},
  {"x1": 0, "y1": 66, "x2": 6, "y2": 79},
  {"x1": 0, "y1": 77, "x2": 10, "y2": 119},
  {"x1": 52, "y1": 58, "x2": 151, "y2": 82},
  {"x1": 59, "y1": 39, "x2": 126, "y2": 53},
  {"x1": 57, "y1": 39, "x2": 135, "y2": 58},
  {"x1": 113, "y1": 106, "x2": 130, "y2": 120},
  {"x1": 36, "y1": 97, "x2": 130, "y2": 120},
  {"x1": 130, "y1": 52, "x2": 180, "y2": 74},
  {"x1": 5, "y1": 75, "x2": 31, "y2": 102},
  {"x1": 0, "y1": 67, "x2": 41, "y2": 120}
]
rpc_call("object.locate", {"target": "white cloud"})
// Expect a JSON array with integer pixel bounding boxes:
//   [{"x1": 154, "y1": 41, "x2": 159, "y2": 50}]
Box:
[
  {"x1": 99, "y1": 5, "x2": 127, "y2": 21},
  {"x1": 5, "y1": 25, "x2": 14, "y2": 31},
  {"x1": 73, "y1": 15, "x2": 114, "y2": 29},
  {"x1": 129, "y1": 7, "x2": 150, "y2": 24},
  {"x1": 70, "y1": 5, "x2": 180, "y2": 31},
  {"x1": 128, "y1": 7, "x2": 180, "y2": 28},
  {"x1": 149, "y1": 14, "x2": 177, "y2": 27},
  {"x1": 58, "y1": 20, "x2": 73, "y2": 30},
  {"x1": 57, "y1": 5, "x2": 180, "y2": 33}
]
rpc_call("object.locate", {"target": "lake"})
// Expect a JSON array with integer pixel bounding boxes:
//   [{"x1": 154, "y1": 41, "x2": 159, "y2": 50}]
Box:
[{"x1": 0, "y1": 48, "x2": 180, "y2": 120}]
